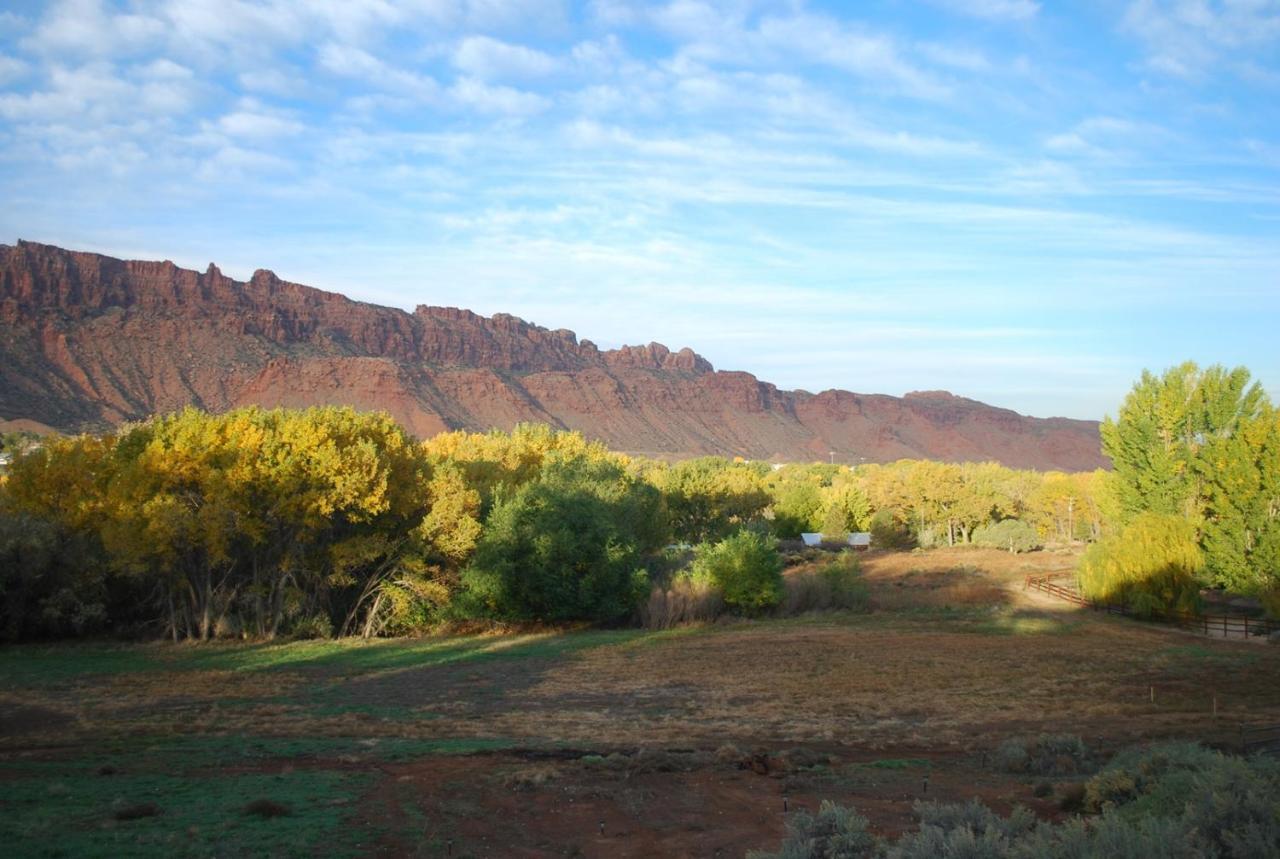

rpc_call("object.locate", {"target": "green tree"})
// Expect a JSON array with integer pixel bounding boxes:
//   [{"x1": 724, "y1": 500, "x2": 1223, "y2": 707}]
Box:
[
  {"x1": 972, "y1": 519, "x2": 1041, "y2": 554},
  {"x1": 460, "y1": 455, "x2": 660, "y2": 622},
  {"x1": 1102, "y1": 362, "x2": 1278, "y2": 594},
  {"x1": 688, "y1": 529, "x2": 783, "y2": 615}
]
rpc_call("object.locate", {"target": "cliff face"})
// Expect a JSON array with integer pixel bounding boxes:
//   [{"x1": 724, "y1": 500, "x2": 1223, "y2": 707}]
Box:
[{"x1": 0, "y1": 240, "x2": 1106, "y2": 469}]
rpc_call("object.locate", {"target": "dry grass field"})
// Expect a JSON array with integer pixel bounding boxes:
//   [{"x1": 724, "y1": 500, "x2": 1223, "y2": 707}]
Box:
[{"x1": 3, "y1": 547, "x2": 1278, "y2": 857}]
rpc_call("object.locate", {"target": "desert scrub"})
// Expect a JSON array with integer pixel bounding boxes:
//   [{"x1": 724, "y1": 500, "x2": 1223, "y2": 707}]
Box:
[
  {"x1": 1082, "y1": 741, "x2": 1280, "y2": 814},
  {"x1": 995, "y1": 734, "x2": 1094, "y2": 777},
  {"x1": 889, "y1": 799, "x2": 1036, "y2": 859},
  {"x1": 751, "y1": 743, "x2": 1280, "y2": 858},
  {"x1": 747, "y1": 799, "x2": 880, "y2": 859}
]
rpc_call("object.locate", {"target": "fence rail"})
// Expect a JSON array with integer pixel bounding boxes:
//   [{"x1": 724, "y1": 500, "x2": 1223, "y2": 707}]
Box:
[{"x1": 1024, "y1": 574, "x2": 1280, "y2": 641}]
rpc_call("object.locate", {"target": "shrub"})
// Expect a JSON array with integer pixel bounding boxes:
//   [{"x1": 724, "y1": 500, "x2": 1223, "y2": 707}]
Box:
[
  {"x1": 890, "y1": 799, "x2": 1035, "y2": 859},
  {"x1": 783, "y1": 553, "x2": 870, "y2": 614},
  {"x1": 751, "y1": 743, "x2": 1280, "y2": 859},
  {"x1": 747, "y1": 800, "x2": 879, "y2": 859},
  {"x1": 1261, "y1": 589, "x2": 1280, "y2": 621},
  {"x1": 113, "y1": 802, "x2": 162, "y2": 821},
  {"x1": 869, "y1": 509, "x2": 914, "y2": 550},
  {"x1": 1077, "y1": 513, "x2": 1203, "y2": 614},
  {"x1": 0, "y1": 511, "x2": 110, "y2": 640},
  {"x1": 688, "y1": 529, "x2": 784, "y2": 615},
  {"x1": 290, "y1": 614, "x2": 333, "y2": 640},
  {"x1": 972, "y1": 519, "x2": 1042, "y2": 554},
  {"x1": 243, "y1": 799, "x2": 291, "y2": 818},
  {"x1": 1081, "y1": 742, "x2": 1280, "y2": 856},
  {"x1": 995, "y1": 734, "x2": 1093, "y2": 777},
  {"x1": 639, "y1": 576, "x2": 724, "y2": 629},
  {"x1": 1082, "y1": 742, "x2": 1264, "y2": 816}
]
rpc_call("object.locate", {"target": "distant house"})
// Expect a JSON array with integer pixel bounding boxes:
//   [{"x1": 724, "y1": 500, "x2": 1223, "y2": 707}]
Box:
[{"x1": 800, "y1": 532, "x2": 873, "y2": 550}]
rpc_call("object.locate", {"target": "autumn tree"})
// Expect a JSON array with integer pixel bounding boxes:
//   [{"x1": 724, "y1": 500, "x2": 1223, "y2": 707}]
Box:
[{"x1": 656, "y1": 456, "x2": 770, "y2": 543}]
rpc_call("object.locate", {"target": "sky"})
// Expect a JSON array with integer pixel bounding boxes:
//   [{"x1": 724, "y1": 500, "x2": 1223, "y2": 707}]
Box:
[{"x1": 0, "y1": 0, "x2": 1278, "y2": 420}]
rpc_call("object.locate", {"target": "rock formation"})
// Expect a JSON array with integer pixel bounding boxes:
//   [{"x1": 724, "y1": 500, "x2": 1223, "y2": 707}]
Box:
[{"x1": 0, "y1": 240, "x2": 1106, "y2": 469}]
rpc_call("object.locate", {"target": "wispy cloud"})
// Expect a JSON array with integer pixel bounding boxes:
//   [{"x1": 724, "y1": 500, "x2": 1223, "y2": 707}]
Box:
[{"x1": 1123, "y1": 0, "x2": 1280, "y2": 79}]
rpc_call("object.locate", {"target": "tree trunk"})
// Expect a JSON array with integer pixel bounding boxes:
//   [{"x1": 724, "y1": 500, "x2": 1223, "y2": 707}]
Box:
[
  {"x1": 167, "y1": 590, "x2": 179, "y2": 644},
  {"x1": 199, "y1": 567, "x2": 213, "y2": 641},
  {"x1": 361, "y1": 593, "x2": 385, "y2": 640}
]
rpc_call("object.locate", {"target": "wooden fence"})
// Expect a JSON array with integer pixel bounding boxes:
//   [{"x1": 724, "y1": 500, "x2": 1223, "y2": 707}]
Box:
[{"x1": 1024, "y1": 574, "x2": 1280, "y2": 641}]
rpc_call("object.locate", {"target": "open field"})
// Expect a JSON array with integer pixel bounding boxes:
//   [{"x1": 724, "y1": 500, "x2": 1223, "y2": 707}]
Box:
[{"x1": 3, "y1": 548, "x2": 1279, "y2": 857}]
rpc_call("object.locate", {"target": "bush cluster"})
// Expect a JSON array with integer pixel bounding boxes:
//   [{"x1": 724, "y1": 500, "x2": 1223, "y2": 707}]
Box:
[
  {"x1": 995, "y1": 734, "x2": 1095, "y2": 777},
  {"x1": 972, "y1": 519, "x2": 1042, "y2": 554},
  {"x1": 751, "y1": 743, "x2": 1280, "y2": 859}
]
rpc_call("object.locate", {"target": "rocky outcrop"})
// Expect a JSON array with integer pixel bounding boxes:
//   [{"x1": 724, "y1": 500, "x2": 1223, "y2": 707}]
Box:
[{"x1": 0, "y1": 240, "x2": 1106, "y2": 469}]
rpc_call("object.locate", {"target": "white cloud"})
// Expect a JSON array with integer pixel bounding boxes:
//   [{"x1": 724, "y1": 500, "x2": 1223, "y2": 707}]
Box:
[
  {"x1": 450, "y1": 76, "x2": 550, "y2": 114},
  {"x1": 0, "y1": 54, "x2": 29, "y2": 86},
  {"x1": 22, "y1": 0, "x2": 166, "y2": 58},
  {"x1": 1044, "y1": 115, "x2": 1169, "y2": 160},
  {"x1": 1123, "y1": 0, "x2": 1280, "y2": 78},
  {"x1": 214, "y1": 103, "x2": 305, "y2": 140},
  {"x1": 658, "y1": 10, "x2": 951, "y2": 100},
  {"x1": 317, "y1": 42, "x2": 439, "y2": 100},
  {"x1": 0, "y1": 62, "x2": 198, "y2": 122},
  {"x1": 237, "y1": 67, "x2": 307, "y2": 97},
  {"x1": 760, "y1": 16, "x2": 949, "y2": 99},
  {"x1": 453, "y1": 35, "x2": 559, "y2": 79},
  {"x1": 196, "y1": 144, "x2": 292, "y2": 182}
]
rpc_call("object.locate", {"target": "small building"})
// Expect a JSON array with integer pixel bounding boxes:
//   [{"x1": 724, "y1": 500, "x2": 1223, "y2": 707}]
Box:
[{"x1": 800, "y1": 532, "x2": 873, "y2": 550}]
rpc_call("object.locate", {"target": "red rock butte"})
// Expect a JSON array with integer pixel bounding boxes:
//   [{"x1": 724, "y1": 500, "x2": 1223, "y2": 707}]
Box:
[{"x1": 0, "y1": 240, "x2": 1104, "y2": 469}]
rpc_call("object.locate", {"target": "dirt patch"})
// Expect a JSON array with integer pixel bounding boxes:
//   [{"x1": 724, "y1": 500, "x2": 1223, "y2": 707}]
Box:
[
  {"x1": 0, "y1": 701, "x2": 74, "y2": 738},
  {"x1": 351, "y1": 747, "x2": 1065, "y2": 857}
]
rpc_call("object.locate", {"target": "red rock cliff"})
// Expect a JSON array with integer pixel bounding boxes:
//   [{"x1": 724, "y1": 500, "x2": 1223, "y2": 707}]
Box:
[{"x1": 0, "y1": 241, "x2": 1105, "y2": 469}]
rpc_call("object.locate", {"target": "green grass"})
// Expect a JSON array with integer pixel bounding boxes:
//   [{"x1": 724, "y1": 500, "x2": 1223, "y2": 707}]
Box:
[
  {"x1": 0, "y1": 629, "x2": 666, "y2": 856},
  {"x1": 2, "y1": 735, "x2": 520, "y2": 780},
  {"x1": 864, "y1": 758, "x2": 931, "y2": 770},
  {"x1": 0, "y1": 629, "x2": 651, "y2": 689},
  {"x1": 0, "y1": 643, "x2": 164, "y2": 687},
  {"x1": 969, "y1": 614, "x2": 1082, "y2": 636},
  {"x1": 0, "y1": 765, "x2": 372, "y2": 858},
  {"x1": 1161, "y1": 643, "x2": 1259, "y2": 662}
]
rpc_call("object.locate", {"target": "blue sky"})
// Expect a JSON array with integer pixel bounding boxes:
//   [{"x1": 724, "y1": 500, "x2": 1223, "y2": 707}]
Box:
[{"x1": 1, "y1": 0, "x2": 1277, "y2": 420}]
